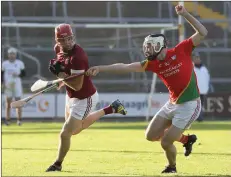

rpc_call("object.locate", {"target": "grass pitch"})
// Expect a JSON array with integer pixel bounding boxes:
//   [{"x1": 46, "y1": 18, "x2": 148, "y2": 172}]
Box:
[{"x1": 2, "y1": 121, "x2": 231, "y2": 176}]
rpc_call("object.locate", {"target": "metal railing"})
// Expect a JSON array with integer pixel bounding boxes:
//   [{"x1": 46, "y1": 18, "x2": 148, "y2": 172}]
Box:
[{"x1": 2, "y1": 1, "x2": 231, "y2": 92}]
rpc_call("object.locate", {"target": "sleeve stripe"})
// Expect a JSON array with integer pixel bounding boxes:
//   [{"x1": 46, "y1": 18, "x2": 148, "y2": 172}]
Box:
[
  {"x1": 141, "y1": 60, "x2": 149, "y2": 70},
  {"x1": 71, "y1": 69, "x2": 85, "y2": 74}
]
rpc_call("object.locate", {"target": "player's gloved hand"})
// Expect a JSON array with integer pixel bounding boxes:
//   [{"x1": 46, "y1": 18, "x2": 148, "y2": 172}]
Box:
[
  {"x1": 57, "y1": 72, "x2": 68, "y2": 79},
  {"x1": 48, "y1": 59, "x2": 65, "y2": 76}
]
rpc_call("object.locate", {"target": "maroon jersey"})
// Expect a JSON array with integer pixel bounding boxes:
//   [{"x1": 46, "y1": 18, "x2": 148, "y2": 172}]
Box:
[{"x1": 55, "y1": 44, "x2": 96, "y2": 99}]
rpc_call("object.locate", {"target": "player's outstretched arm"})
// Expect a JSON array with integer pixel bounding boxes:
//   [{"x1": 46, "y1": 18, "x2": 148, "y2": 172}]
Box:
[
  {"x1": 175, "y1": 5, "x2": 208, "y2": 46},
  {"x1": 86, "y1": 62, "x2": 145, "y2": 76}
]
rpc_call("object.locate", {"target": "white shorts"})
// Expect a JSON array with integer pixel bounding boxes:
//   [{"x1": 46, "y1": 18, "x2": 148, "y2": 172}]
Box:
[
  {"x1": 65, "y1": 91, "x2": 99, "y2": 120},
  {"x1": 156, "y1": 98, "x2": 201, "y2": 130},
  {"x1": 4, "y1": 82, "x2": 23, "y2": 98}
]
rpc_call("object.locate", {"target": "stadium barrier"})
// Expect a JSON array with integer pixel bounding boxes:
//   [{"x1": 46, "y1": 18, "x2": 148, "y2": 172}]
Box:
[
  {"x1": 203, "y1": 93, "x2": 231, "y2": 118},
  {"x1": 1, "y1": 93, "x2": 231, "y2": 119}
]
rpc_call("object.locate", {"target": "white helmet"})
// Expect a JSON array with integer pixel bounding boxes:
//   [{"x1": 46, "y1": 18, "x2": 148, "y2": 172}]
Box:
[
  {"x1": 8, "y1": 47, "x2": 17, "y2": 54},
  {"x1": 143, "y1": 34, "x2": 167, "y2": 60}
]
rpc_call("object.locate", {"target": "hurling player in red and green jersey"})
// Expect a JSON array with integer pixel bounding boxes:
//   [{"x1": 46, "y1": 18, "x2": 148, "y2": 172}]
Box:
[{"x1": 86, "y1": 5, "x2": 208, "y2": 173}]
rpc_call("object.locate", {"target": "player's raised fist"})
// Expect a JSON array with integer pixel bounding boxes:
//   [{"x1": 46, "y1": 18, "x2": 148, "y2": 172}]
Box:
[
  {"x1": 86, "y1": 66, "x2": 100, "y2": 77},
  {"x1": 175, "y1": 5, "x2": 188, "y2": 16}
]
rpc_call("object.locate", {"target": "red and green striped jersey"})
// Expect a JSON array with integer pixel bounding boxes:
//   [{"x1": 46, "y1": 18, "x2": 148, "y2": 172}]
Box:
[{"x1": 141, "y1": 38, "x2": 200, "y2": 104}]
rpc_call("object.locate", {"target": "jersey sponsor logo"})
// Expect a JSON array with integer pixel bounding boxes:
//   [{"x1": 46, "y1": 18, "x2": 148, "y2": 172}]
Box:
[
  {"x1": 159, "y1": 62, "x2": 183, "y2": 78},
  {"x1": 164, "y1": 62, "x2": 170, "y2": 66},
  {"x1": 171, "y1": 55, "x2": 176, "y2": 60}
]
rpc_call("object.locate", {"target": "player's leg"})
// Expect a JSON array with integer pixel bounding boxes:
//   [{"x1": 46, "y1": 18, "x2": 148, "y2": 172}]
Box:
[
  {"x1": 46, "y1": 92, "x2": 127, "y2": 172},
  {"x1": 180, "y1": 99, "x2": 201, "y2": 156},
  {"x1": 145, "y1": 115, "x2": 172, "y2": 141},
  {"x1": 15, "y1": 97, "x2": 22, "y2": 125},
  {"x1": 65, "y1": 105, "x2": 70, "y2": 121},
  {"x1": 145, "y1": 101, "x2": 172, "y2": 141},
  {"x1": 81, "y1": 93, "x2": 126, "y2": 130},
  {"x1": 161, "y1": 99, "x2": 201, "y2": 173},
  {"x1": 57, "y1": 117, "x2": 82, "y2": 162},
  {"x1": 5, "y1": 96, "x2": 13, "y2": 125},
  {"x1": 46, "y1": 115, "x2": 83, "y2": 172},
  {"x1": 15, "y1": 85, "x2": 23, "y2": 125},
  {"x1": 145, "y1": 101, "x2": 194, "y2": 146},
  {"x1": 160, "y1": 125, "x2": 183, "y2": 173}
]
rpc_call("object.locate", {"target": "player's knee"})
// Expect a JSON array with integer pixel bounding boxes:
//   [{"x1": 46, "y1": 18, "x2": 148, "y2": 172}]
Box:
[
  {"x1": 161, "y1": 138, "x2": 172, "y2": 150},
  {"x1": 145, "y1": 130, "x2": 159, "y2": 142},
  {"x1": 145, "y1": 131, "x2": 153, "y2": 141},
  {"x1": 60, "y1": 130, "x2": 72, "y2": 139}
]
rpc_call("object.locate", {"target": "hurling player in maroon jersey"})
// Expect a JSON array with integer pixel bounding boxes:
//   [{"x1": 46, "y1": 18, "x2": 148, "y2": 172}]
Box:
[
  {"x1": 46, "y1": 24, "x2": 127, "y2": 172},
  {"x1": 87, "y1": 5, "x2": 208, "y2": 173}
]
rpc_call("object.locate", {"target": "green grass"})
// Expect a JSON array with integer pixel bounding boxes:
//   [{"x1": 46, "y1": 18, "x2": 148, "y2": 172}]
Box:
[{"x1": 2, "y1": 121, "x2": 231, "y2": 176}]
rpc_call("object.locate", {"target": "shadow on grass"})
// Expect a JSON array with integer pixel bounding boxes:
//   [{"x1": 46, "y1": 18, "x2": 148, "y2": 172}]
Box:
[
  {"x1": 2, "y1": 124, "x2": 231, "y2": 135},
  {"x1": 2, "y1": 147, "x2": 231, "y2": 157},
  {"x1": 2, "y1": 122, "x2": 231, "y2": 135},
  {"x1": 90, "y1": 123, "x2": 231, "y2": 130},
  {"x1": 142, "y1": 176, "x2": 231, "y2": 177},
  {"x1": 2, "y1": 131, "x2": 60, "y2": 135}
]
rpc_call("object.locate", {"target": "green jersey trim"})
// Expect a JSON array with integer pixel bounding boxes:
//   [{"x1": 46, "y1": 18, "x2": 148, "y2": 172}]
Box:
[
  {"x1": 175, "y1": 70, "x2": 200, "y2": 104},
  {"x1": 140, "y1": 60, "x2": 149, "y2": 69}
]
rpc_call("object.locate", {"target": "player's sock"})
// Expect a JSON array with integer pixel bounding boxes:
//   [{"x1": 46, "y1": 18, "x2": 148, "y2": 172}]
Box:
[
  {"x1": 103, "y1": 105, "x2": 113, "y2": 115},
  {"x1": 178, "y1": 134, "x2": 188, "y2": 144},
  {"x1": 183, "y1": 134, "x2": 197, "y2": 156},
  {"x1": 103, "y1": 100, "x2": 127, "y2": 115}
]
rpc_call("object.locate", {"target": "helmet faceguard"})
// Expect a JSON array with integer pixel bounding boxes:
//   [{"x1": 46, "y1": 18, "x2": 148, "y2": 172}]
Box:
[
  {"x1": 143, "y1": 34, "x2": 167, "y2": 60},
  {"x1": 55, "y1": 24, "x2": 75, "y2": 51}
]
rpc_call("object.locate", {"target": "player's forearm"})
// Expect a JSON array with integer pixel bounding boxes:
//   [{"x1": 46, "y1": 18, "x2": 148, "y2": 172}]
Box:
[
  {"x1": 98, "y1": 63, "x2": 133, "y2": 73},
  {"x1": 183, "y1": 12, "x2": 208, "y2": 37},
  {"x1": 62, "y1": 76, "x2": 83, "y2": 91}
]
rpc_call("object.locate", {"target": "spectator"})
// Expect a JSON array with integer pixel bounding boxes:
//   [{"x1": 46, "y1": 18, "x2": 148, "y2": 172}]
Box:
[
  {"x1": 192, "y1": 51, "x2": 210, "y2": 122},
  {"x1": 2, "y1": 47, "x2": 26, "y2": 126}
]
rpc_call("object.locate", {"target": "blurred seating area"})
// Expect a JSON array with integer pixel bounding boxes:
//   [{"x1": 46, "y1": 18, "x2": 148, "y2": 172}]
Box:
[{"x1": 1, "y1": 1, "x2": 231, "y2": 93}]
